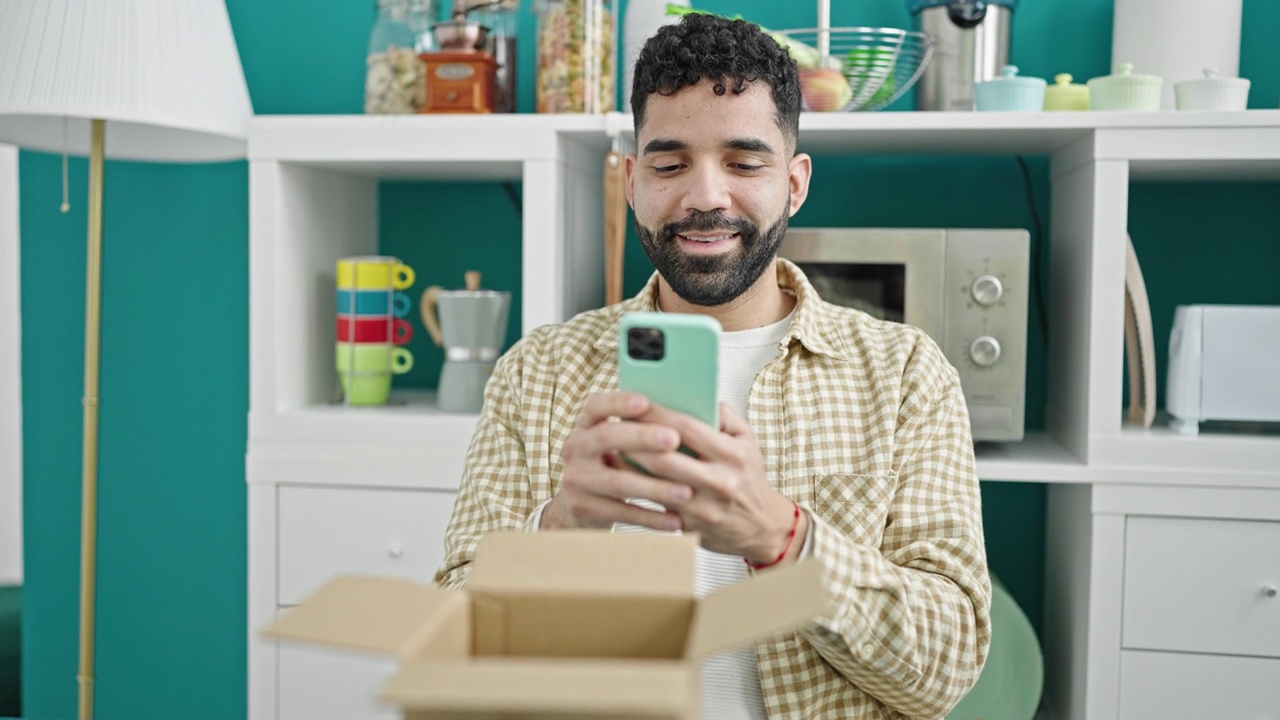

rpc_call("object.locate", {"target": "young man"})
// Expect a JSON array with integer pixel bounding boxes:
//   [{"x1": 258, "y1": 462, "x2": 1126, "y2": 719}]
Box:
[{"x1": 435, "y1": 13, "x2": 991, "y2": 719}]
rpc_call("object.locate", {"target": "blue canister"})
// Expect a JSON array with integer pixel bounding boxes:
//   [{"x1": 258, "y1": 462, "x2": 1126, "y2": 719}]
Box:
[{"x1": 975, "y1": 65, "x2": 1046, "y2": 111}]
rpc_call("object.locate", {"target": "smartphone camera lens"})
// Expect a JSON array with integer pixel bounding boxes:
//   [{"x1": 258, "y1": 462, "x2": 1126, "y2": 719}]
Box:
[{"x1": 627, "y1": 327, "x2": 664, "y2": 361}]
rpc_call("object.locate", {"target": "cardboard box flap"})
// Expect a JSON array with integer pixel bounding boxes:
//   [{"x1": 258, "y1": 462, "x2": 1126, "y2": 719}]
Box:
[
  {"x1": 685, "y1": 560, "x2": 828, "y2": 659},
  {"x1": 381, "y1": 657, "x2": 692, "y2": 717},
  {"x1": 264, "y1": 575, "x2": 465, "y2": 660},
  {"x1": 468, "y1": 530, "x2": 696, "y2": 597}
]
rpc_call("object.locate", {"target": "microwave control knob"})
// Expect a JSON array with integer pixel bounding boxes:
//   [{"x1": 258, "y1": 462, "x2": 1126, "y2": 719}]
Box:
[
  {"x1": 970, "y1": 275, "x2": 1004, "y2": 306},
  {"x1": 969, "y1": 336, "x2": 1001, "y2": 367}
]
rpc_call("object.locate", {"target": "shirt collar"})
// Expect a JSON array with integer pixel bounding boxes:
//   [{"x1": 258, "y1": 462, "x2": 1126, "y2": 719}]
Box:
[{"x1": 592, "y1": 258, "x2": 847, "y2": 360}]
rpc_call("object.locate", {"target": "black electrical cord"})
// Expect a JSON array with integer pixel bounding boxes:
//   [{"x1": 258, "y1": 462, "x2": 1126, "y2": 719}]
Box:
[
  {"x1": 1016, "y1": 154, "x2": 1050, "y2": 348},
  {"x1": 502, "y1": 181, "x2": 522, "y2": 215}
]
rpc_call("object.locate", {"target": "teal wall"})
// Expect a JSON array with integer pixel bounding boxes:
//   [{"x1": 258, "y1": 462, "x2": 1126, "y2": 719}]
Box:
[{"x1": 17, "y1": 1, "x2": 1280, "y2": 718}]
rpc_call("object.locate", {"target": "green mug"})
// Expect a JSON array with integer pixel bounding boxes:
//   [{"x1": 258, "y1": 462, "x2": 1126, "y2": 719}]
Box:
[{"x1": 335, "y1": 343, "x2": 413, "y2": 405}]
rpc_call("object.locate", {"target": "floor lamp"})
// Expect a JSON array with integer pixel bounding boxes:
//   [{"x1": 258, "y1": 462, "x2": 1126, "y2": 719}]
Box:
[{"x1": 0, "y1": 2, "x2": 253, "y2": 718}]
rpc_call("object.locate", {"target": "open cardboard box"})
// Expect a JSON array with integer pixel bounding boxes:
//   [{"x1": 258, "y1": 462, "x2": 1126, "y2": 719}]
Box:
[{"x1": 265, "y1": 530, "x2": 829, "y2": 719}]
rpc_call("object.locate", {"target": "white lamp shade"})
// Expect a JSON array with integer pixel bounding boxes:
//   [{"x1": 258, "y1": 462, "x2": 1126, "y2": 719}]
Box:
[{"x1": 0, "y1": 0, "x2": 254, "y2": 162}]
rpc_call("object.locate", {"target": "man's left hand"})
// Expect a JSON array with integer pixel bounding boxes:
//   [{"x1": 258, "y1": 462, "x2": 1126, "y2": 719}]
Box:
[{"x1": 625, "y1": 403, "x2": 806, "y2": 565}]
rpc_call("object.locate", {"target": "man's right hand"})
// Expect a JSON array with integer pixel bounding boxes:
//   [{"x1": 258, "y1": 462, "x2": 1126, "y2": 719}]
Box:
[{"x1": 541, "y1": 392, "x2": 692, "y2": 532}]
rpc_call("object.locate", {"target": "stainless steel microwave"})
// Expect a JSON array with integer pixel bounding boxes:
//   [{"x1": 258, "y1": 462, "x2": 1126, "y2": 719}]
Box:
[{"x1": 780, "y1": 228, "x2": 1029, "y2": 442}]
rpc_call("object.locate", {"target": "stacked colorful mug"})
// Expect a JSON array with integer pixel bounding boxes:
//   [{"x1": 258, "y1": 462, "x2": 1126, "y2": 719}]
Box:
[{"x1": 335, "y1": 256, "x2": 416, "y2": 405}]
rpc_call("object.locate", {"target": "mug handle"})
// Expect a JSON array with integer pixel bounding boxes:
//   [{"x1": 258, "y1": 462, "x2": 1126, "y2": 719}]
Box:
[
  {"x1": 394, "y1": 264, "x2": 416, "y2": 290},
  {"x1": 392, "y1": 292, "x2": 411, "y2": 318},
  {"x1": 391, "y1": 347, "x2": 414, "y2": 374},
  {"x1": 420, "y1": 286, "x2": 444, "y2": 347},
  {"x1": 392, "y1": 318, "x2": 414, "y2": 345}
]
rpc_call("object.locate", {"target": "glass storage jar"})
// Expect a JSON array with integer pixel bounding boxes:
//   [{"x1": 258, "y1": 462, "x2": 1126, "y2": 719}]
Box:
[
  {"x1": 535, "y1": 0, "x2": 616, "y2": 113},
  {"x1": 365, "y1": 0, "x2": 431, "y2": 114}
]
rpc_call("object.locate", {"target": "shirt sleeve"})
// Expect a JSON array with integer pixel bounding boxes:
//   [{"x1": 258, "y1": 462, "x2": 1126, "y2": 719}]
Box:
[
  {"x1": 527, "y1": 498, "x2": 553, "y2": 531},
  {"x1": 798, "y1": 365, "x2": 992, "y2": 718},
  {"x1": 432, "y1": 347, "x2": 542, "y2": 590}
]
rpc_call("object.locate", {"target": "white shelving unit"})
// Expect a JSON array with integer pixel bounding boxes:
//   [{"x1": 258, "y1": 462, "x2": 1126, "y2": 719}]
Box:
[
  {"x1": 0, "y1": 145, "x2": 21, "y2": 586},
  {"x1": 247, "y1": 111, "x2": 1280, "y2": 720}
]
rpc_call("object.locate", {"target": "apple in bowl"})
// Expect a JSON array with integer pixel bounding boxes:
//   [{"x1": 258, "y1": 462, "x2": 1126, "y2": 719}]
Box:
[{"x1": 799, "y1": 67, "x2": 853, "y2": 112}]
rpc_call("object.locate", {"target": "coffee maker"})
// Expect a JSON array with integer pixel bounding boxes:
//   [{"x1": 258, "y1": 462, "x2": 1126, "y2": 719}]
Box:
[
  {"x1": 909, "y1": 0, "x2": 1016, "y2": 111},
  {"x1": 420, "y1": 271, "x2": 510, "y2": 413}
]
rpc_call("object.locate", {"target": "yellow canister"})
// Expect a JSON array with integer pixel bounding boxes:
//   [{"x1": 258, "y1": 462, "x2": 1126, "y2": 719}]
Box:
[{"x1": 1043, "y1": 73, "x2": 1090, "y2": 111}]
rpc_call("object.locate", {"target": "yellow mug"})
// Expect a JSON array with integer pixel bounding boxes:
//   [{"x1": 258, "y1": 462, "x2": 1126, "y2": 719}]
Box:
[{"x1": 337, "y1": 256, "x2": 416, "y2": 290}]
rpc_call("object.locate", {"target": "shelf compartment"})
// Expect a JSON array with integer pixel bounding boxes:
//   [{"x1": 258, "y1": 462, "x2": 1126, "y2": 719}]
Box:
[
  {"x1": 1085, "y1": 420, "x2": 1280, "y2": 487},
  {"x1": 976, "y1": 432, "x2": 1088, "y2": 483},
  {"x1": 248, "y1": 391, "x2": 477, "y2": 490}
]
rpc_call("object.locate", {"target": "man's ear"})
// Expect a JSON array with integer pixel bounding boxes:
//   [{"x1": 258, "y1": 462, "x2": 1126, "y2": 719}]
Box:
[
  {"x1": 787, "y1": 153, "x2": 813, "y2": 217},
  {"x1": 625, "y1": 152, "x2": 637, "y2": 208}
]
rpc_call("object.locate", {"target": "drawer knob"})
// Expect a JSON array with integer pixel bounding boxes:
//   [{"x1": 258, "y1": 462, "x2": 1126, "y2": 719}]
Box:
[
  {"x1": 387, "y1": 543, "x2": 404, "y2": 559},
  {"x1": 1265, "y1": 585, "x2": 1278, "y2": 599}
]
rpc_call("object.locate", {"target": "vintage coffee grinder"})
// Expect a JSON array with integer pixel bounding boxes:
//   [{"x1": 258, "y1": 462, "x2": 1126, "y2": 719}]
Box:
[
  {"x1": 418, "y1": 5, "x2": 498, "y2": 113},
  {"x1": 420, "y1": 271, "x2": 510, "y2": 412}
]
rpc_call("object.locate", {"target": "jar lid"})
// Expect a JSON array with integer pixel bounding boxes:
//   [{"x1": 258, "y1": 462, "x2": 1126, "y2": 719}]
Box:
[
  {"x1": 1089, "y1": 63, "x2": 1162, "y2": 89},
  {"x1": 978, "y1": 65, "x2": 1046, "y2": 89},
  {"x1": 1045, "y1": 73, "x2": 1088, "y2": 98},
  {"x1": 1174, "y1": 67, "x2": 1251, "y2": 90},
  {"x1": 907, "y1": 0, "x2": 1019, "y2": 15}
]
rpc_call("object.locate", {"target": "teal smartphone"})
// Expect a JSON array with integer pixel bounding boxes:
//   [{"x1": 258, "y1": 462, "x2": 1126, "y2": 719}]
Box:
[{"x1": 618, "y1": 311, "x2": 721, "y2": 431}]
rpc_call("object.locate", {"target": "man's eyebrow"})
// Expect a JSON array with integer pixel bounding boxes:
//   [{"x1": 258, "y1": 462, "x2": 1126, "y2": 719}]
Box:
[
  {"x1": 725, "y1": 138, "x2": 776, "y2": 155},
  {"x1": 643, "y1": 137, "x2": 778, "y2": 155},
  {"x1": 642, "y1": 138, "x2": 687, "y2": 155}
]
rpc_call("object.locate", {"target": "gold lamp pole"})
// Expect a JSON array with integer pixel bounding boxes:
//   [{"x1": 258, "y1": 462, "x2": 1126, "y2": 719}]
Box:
[
  {"x1": 0, "y1": 3, "x2": 253, "y2": 717},
  {"x1": 77, "y1": 118, "x2": 106, "y2": 720}
]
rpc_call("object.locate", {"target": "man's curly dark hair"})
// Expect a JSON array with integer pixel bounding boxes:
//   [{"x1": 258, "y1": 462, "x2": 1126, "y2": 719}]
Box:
[{"x1": 630, "y1": 12, "x2": 802, "y2": 153}]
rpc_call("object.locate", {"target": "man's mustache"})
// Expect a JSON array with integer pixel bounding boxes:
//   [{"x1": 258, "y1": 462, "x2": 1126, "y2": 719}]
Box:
[{"x1": 665, "y1": 211, "x2": 753, "y2": 237}]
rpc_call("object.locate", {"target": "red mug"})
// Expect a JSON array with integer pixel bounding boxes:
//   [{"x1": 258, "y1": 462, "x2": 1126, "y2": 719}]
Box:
[{"x1": 336, "y1": 316, "x2": 414, "y2": 345}]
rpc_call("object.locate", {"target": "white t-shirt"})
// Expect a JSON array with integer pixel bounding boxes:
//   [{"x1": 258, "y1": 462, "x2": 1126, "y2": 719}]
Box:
[{"x1": 697, "y1": 310, "x2": 793, "y2": 720}]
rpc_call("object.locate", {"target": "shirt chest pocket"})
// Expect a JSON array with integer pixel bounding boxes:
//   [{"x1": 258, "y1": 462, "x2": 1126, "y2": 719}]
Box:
[{"x1": 811, "y1": 473, "x2": 894, "y2": 546}]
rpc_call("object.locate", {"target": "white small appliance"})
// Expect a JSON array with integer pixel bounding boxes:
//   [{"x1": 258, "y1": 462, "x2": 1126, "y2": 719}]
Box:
[{"x1": 1166, "y1": 305, "x2": 1280, "y2": 435}]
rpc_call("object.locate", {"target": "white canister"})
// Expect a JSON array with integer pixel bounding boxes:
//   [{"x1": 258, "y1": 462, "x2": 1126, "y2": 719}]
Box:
[
  {"x1": 1174, "y1": 67, "x2": 1250, "y2": 111},
  {"x1": 1112, "y1": 0, "x2": 1242, "y2": 111},
  {"x1": 622, "y1": 0, "x2": 688, "y2": 109}
]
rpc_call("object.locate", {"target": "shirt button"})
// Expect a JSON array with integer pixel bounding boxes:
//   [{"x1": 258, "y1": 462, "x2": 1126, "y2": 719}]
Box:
[{"x1": 861, "y1": 644, "x2": 874, "y2": 659}]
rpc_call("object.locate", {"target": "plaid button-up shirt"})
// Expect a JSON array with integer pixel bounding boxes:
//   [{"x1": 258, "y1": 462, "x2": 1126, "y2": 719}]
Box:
[{"x1": 435, "y1": 259, "x2": 992, "y2": 719}]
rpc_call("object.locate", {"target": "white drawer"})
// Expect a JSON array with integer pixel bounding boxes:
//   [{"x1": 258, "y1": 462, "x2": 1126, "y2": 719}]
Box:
[
  {"x1": 279, "y1": 644, "x2": 399, "y2": 720},
  {"x1": 1120, "y1": 650, "x2": 1280, "y2": 720},
  {"x1": 1122, "y1": 516, "x2": 1280, "y2": 657},
  {"x1": 278, "y1": 485, "x2": 456, "y2": 606}
]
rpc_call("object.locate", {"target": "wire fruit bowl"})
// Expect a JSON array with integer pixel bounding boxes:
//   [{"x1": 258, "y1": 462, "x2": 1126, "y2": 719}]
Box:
[{"x1": 774, "y1": 27, "x2": 934, "y2": 112}]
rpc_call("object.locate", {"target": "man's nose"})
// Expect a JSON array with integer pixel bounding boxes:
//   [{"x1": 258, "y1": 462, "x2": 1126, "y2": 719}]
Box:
[{"x1": 680, "y1": 164, "x2": 732, "y2": 213}]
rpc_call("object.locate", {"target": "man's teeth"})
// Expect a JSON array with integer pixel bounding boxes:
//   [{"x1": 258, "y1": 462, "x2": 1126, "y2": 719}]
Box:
[{"x1": 684, "y1": 234, "x2": 734, "y2": 243}]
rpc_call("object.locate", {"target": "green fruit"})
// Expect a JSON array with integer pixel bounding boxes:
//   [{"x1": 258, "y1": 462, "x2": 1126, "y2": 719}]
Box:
[{"x1": 845, "y1": 46, "x2": 897, "y2": 107}]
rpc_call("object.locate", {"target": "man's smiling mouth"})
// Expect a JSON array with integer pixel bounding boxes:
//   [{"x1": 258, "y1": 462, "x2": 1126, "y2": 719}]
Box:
[{"x1": 678, "y1": 233, "x2": 739, "y2": 243}]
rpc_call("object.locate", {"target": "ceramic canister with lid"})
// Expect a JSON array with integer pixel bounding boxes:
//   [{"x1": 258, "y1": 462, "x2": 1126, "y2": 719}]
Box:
[
  {"x1": 974, "y1": 65, "x2": 1046, "y2": 112},
  {"x1": 1043, "y1": 73, "x2": 1090, "y2": 110},
  {"x1": 1088, "y1": 63, "x2": 1162, "y2": 111},
  {"x1": 1175, "y1": 67, "x2": 1250, "y2": 110}
]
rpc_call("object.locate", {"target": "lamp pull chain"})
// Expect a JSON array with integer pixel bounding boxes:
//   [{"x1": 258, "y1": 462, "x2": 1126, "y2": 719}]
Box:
[{"x1": 61, "y1": 117, "x2": 71, "y2": 213}]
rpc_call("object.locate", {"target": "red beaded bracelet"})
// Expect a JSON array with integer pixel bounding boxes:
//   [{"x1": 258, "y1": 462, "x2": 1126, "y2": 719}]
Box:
[{"x1": 745, "y1": 500, "x2": 800, "y2": 571}]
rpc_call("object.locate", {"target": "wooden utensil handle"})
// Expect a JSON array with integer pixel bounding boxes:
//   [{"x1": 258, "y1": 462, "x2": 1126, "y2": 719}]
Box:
[{"x1": 604, "y1": 150, "x2": 627, "y2": 306}]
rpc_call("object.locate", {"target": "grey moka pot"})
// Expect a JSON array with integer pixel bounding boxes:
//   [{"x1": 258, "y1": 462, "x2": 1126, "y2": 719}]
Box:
[{"x1": 420, "y1": 271, "x2": 510, "y2": 413}]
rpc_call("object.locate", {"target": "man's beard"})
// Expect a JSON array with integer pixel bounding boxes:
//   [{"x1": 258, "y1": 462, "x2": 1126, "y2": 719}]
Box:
[{"x1": 635, "y1": 204, "x2": 790, "y2": 307}]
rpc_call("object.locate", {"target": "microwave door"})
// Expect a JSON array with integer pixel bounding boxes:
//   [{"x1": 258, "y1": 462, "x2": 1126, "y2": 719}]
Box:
[
  {"x1": 780, "y1": 228, "x2": 947, "y2": 341},
  {"x1": 801, "y1": 263, "x2": 907, "y2": 324}
]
